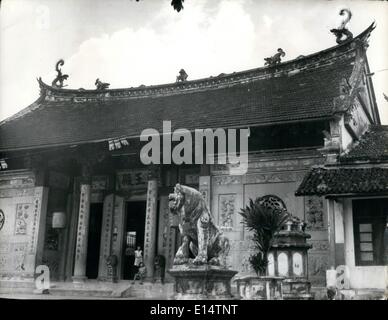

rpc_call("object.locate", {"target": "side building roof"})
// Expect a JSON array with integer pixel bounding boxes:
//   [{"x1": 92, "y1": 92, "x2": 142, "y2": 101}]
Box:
[{"x1": 296, "y1": 125, "x2": 388, "y2": 196}]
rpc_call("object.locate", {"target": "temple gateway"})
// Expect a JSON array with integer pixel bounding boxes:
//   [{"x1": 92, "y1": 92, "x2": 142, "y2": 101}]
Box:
[{"x1": 0, "y1": 23, "x2": 386, "y2": 298}]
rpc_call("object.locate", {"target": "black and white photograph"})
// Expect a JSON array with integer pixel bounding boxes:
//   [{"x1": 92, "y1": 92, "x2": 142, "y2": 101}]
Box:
[{"x1": 0, "y1": 0, "x2": 387, "y2": 306}]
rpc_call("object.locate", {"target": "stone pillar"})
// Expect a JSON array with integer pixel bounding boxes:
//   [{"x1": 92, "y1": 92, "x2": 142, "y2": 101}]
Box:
[
  {"x1": 157, "y1": 195, "x2": 170, "y2": 256},
  {"x1": 64, "y1": 178, "x2": 80, "y2": 281},
  {"x1": 343, "y1": 199, "x2": 355, "y2": 267},
  {"x1": 144, "y1": 180, "x2": 158, "y2": 280},
  {"x1": 28, "y1": 186, "x2": 49, "y2": 277},
  {"x1": 72, "y1": 182, "x2": 91, "y2": 283},
  {"x1": 111, "y1": 195, "x2": 125, "y2": 278},
  {"x1": 327, "y1": 199, "x2": 336, "y2": 269},
  {"x1": 334, "y1": 200, "x2": 345, "y2": 266}
]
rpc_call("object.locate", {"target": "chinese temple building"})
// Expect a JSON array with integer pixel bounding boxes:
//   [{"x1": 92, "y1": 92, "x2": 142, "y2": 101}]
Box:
[{"x1": 0, "y1": 23, "x2": 386, "y2": 298}]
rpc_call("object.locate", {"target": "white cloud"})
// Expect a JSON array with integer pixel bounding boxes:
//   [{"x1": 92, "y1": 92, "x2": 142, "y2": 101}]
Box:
[
  {"x1": 63, "y1": 0, "x2": 255, "y2": 89},
  {"x1": 263, "y1": 15, "x2": 273, "y2": 29}
]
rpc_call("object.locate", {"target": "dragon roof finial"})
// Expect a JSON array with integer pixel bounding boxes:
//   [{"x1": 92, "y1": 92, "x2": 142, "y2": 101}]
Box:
[{"x1": 330, "y1": 9, "x2": 353, "y2": 44}]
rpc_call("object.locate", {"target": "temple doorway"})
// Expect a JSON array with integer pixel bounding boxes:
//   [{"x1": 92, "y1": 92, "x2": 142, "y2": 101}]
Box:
[
  {"x1": 122, "y1": 201, "x2": 146, "y2": 280},
  {"x1": 85, "y1": 202, "x2": 103, "y2": 279}
]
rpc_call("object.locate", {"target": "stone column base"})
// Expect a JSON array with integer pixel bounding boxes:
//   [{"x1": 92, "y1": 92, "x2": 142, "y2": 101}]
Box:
[{"x1": 168, "y1": 265, "x2": 238, "y2": 300}]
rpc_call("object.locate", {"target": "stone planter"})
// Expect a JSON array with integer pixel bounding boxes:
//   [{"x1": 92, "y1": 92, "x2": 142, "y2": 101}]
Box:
[{"x1": 235, "y1": 275, "x2": 284, "y2": 300}]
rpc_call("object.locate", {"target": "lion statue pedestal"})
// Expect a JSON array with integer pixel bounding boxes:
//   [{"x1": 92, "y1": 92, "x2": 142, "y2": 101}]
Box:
[
  {"x1": 167, "y1": 184, "x2": 238, "y2": 300},
  {"x1": 168, "y1": 265, "x2": 237, "y2": 300}
]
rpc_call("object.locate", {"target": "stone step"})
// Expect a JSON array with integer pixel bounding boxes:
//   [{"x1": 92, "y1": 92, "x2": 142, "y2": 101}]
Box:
[
  {"x1": 48, "y1": 288, "x2": 114, "y2": 298},
  {"x1": 0, "y1": 280, "x2": 35, "y2": 295},
  {"x1": 1, "y1": 280, "x2": 175, "y2": 299},
  {"x1": 342, "y1": 289, "x2": 386, "y2": 300},
  {"x1": 120, "y1": 282, "x2": 175, "y2": 299}
]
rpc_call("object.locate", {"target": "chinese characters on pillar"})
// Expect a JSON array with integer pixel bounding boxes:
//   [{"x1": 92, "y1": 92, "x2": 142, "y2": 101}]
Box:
[{"x1": 143, "y1": 180, "x2": 158, "y2": 278}]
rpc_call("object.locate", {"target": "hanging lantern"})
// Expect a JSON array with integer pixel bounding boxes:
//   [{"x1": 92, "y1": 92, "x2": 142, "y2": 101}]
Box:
[{"x1": 52, "y1": 211, "x2": 66, "y2": 228}]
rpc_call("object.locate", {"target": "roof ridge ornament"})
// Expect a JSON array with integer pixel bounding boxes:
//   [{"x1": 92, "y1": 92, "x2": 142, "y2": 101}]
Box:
[
  {"x1": 330, "y1": 8, "x2": 353, "y2": 44},
  {"x1": 51, "y1": 59, "x2": 69, "y2": 88},
  {"x1": 176, "y1": 69, "x2": 188, "y2": 82},
  {"x1": 95, "y1": 78, "x2": 110, "y2": 90},
  {"x1": 264, "y1": 48, "x2": 285, "y2": 67}
]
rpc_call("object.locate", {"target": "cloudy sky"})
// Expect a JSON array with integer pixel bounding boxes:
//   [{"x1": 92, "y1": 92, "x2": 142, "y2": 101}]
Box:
[{"x1": 1, "y1": 0, "x2": 387, "y2": 123}]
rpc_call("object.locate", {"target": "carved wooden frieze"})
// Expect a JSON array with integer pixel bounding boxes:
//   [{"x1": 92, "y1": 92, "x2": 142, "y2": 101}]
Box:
[
  {"x1": 245, "y1": 171, "x2": 306, "y2": 184},
  {"x1": 212, "y1": 156, "x2": 323, "y2": 175},
  {"x1": 0, "y1": 188, "x2": 35, "y2": 198},
  {"x1": 213, "y1": 175, "x2": 242, "y2": 186},
  {"x1": 91, "y1": 175, "x2": 109, "y2": 191},
  {"x1": 0, "y1": 173, "x2": 35, "y2": 189}
]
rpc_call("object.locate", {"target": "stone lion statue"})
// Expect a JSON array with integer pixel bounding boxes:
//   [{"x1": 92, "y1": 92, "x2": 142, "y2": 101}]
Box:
[{"x1": 169, "y1": 184, "x2": 230, "y2": 266}]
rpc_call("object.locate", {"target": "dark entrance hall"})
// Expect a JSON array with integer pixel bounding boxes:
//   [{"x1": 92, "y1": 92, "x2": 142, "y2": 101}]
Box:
[
  {"x1": 85, "y1": 203, "x2": 103, "y2": 279},
  {"x1": 123, "y1": 201, "x2": 146, "y2": 280}
]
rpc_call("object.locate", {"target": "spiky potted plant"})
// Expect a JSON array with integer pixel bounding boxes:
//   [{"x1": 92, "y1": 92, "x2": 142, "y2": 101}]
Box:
[{"x1": 237, "y1": 197, "x2": 290, "y2": 300}]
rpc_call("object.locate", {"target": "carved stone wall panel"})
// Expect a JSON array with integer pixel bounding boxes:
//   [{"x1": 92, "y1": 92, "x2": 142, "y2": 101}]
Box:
[
  {"x1": 308, "y1": 253, "x2": 329, "y2": 285},
  {"x1": 199, "y1": 176, "x2": 211, "y2": 210},
  {"x1": 0, "y1": 242, "x2": 27, "y2": 274},
  {"x1": 0, "y1": 173, "x2": 48, "y2": 279},
  {"x1": 304, "y1": 196, "x2": 326, "y2": 230},
  {"x1": 218, "y1": 194, "x2": 236, "y2": 230},
  {"x1": 14, "y1": 203, "x2": 32, "y2": 235},
  {"x1": 0, "y1": 199, "x2": 34, "y2": 278}
]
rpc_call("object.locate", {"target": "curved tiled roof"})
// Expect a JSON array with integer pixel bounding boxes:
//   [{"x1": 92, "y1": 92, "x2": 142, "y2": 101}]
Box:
[
  {"x1": 0, "y1": 23, "x2": 375, "y2": 152},
  {"x1": 295, "y1": 166, "x2": 388, "y2": 196},
  {"x1": 296, "y1": 124, "x2": 388, "y2": 196},
  {"x1": 340, "y1": 125, "x2": 388, "y2": 163}
]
